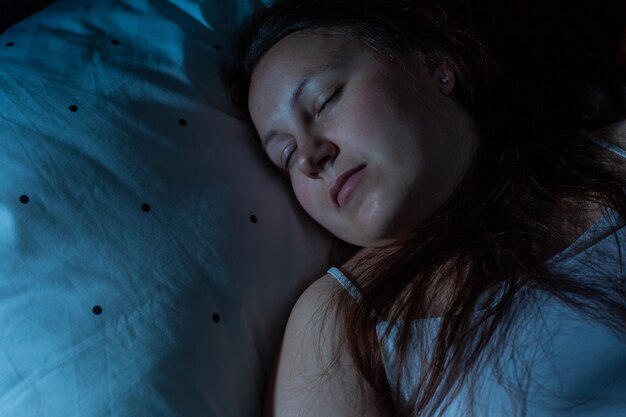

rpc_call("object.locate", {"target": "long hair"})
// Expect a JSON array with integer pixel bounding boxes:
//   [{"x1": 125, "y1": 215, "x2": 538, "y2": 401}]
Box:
[{"x1": 222, "y1": 1, "x2": 626, "y2": 415}]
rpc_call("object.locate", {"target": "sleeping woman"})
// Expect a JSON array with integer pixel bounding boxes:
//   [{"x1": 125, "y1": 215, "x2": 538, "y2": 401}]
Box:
[{"x1": 223, "y1": 0, "x2": 626, "y2": 416}]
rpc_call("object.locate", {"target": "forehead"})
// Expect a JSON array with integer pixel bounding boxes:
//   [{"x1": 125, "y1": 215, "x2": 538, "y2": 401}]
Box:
[
  {"x1": 248, "y1": 31, "x2": 363, "y2": 126},
  {"x1": 252, "y1": 30, "x2": 361, "y2": 82},
  {"x1": 249, "y1": 32, "x2": 362, "y2": 94}
]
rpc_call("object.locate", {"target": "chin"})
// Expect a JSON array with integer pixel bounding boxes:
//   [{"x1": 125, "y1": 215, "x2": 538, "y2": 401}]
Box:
[
  {"x1": 336, "y1": 200, "x2": 411, "y2": 247},
  {"x1": 346, "y1": 224, "x2": 400, "y2": 248}
]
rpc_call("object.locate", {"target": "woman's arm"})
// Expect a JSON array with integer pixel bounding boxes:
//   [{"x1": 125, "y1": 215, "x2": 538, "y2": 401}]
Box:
[{"x1": 264, "y1": 275, "x2": 387, "y2": 417}]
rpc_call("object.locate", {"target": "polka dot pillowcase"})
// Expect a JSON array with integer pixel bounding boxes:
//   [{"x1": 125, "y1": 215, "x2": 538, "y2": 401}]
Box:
[{"x1": 0, "y1": 0, "x2": 344, "y2": 416}]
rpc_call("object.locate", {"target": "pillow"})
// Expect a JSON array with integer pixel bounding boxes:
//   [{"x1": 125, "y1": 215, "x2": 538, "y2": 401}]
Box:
[{"x1": 0, "y1": 0, "x2": 345, "y2": 415}]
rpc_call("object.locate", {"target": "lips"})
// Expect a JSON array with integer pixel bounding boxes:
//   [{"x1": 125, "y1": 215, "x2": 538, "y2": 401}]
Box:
[{"x1": 329, "y1": 165, "x2": 366, "y2": 207}]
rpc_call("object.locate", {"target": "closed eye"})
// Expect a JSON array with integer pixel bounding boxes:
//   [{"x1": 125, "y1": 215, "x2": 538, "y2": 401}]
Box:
[
  {"x1": 316, "y1": 87, "x2": 343, "y2": 116},
  {"x1": 279, "y1": 87, "x2": 343, "y2": 170},
  {"x1": 282, "y1": 144, "x2": 296, "y2": 170}
]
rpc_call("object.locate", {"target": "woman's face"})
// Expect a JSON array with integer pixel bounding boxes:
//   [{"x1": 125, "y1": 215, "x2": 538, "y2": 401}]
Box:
[{"x1": 248, "y1": 31, "x2": 477, "y2": 247}]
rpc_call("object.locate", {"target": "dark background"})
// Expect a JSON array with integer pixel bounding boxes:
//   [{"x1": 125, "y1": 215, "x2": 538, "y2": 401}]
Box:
[
  {"x1": 2, "y1": 0, "x2": 624, "y2": 70},
  {"x1": 0, "y1": 0, "x2": 57, "y2": 34},
  {"x1": 1, "y1": 0, "x2": 625, "y2": 127}
]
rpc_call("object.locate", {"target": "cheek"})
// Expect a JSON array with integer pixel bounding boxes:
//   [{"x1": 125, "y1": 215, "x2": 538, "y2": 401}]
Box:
[
  {"x1": 341, "y1": 78, "x2": 412, "y2": 149},
  {"x1": 291, "y1": 178, "x2": 358, "y2": 241},
  {"x1": 343, "y1": 87, "x2": 386, "y2": 131},
  {"x1": 291, "y1": 179, "x2": 325, "y2": 222}
]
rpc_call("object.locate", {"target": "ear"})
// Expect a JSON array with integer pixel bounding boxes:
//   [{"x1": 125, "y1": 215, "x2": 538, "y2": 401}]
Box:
[{"x1": 432, "y1": 61, "x2": 455, "y2": 96}]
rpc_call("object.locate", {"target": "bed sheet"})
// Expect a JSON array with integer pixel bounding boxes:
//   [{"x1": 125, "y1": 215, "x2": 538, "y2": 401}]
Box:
[{"x1": 0, "y1": 1, "x2": 338, "y2": 416}]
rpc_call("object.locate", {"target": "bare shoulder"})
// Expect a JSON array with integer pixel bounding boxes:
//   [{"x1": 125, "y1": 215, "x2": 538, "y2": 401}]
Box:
[
  {"x1": 291, "y1": 274, "x2": 342, "y2": 319},
  {"x1": 265, "y1": 274, "x2": 387, "y2": 417},
  {"x1": 278, "y1": 274, "x2": 344, "y2": 372},
  {"x1": 279, "y1": 274, "x2": 343, "y2": 356}
]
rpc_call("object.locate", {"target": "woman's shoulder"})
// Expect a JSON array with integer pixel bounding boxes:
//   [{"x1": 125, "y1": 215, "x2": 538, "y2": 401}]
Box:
[
  {"x1": 289, "y1": 274, "x2": 342, "y2": 323},
  {"x1": 268, "y1": 273, "x2": 387, "y2": 417}
]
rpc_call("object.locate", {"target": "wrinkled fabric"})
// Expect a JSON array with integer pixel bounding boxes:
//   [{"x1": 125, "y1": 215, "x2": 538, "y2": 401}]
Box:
[{"x1": 0, "y1": 1, "x2": 333, "y2": 416}]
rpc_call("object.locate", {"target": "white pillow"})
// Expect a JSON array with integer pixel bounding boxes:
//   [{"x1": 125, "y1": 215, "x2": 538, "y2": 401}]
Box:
[{"x1": 0, "y1": 0, "x2": 342, "y2": 415}]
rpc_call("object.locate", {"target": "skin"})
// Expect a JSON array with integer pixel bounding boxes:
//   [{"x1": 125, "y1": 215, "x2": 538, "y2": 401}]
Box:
[{"x1": 248, "y1": 30, "x2": 478, "y2": 248}]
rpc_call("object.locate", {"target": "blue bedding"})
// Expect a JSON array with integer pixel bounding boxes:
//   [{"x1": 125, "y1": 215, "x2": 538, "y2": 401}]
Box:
[{"x1": 0, "y1": 1, "x2": 336, "y2": 416}]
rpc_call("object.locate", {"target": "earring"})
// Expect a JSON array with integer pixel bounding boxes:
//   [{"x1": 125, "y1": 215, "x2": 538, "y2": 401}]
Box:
[{"x1": 439, "y1": 74, "x2": 450, "y2": 85}]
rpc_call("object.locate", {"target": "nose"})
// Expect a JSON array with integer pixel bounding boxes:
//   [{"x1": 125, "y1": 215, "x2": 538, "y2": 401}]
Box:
[{"x1": 296, "y1": 137, "x2": 338, "y2": 179}]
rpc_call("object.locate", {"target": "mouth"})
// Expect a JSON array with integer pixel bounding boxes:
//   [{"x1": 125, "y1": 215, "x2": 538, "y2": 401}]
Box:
[{"x1": 330, "y1": 165, "x2": 366, "y2": 207}]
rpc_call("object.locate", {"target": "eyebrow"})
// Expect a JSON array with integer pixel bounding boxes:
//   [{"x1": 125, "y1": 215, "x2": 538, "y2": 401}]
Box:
[{"x1": 261, "y1": 62, "x2": 343, "y2": 149}]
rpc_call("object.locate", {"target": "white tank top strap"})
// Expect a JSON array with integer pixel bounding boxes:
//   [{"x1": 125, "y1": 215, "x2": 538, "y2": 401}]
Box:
[
  {"x1": 327, "y1": 267, "x2": 365, "y2": 303},
  {"x1": 581, "y1": 129, "x2": 626, "y2": 159}
]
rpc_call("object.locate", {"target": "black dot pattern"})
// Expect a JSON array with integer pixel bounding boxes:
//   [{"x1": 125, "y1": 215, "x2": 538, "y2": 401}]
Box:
[
  {"x1": 250, "y1": 215, "x2": 257, "y2": 224},
  {"x1": 2, "y1": 12, "x2": 247, "y2": 364}
]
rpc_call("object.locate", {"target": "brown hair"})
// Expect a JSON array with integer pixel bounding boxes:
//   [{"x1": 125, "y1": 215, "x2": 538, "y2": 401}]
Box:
[{"x1": 222, "y1": 0, "x2": 626, "y2": 415}]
